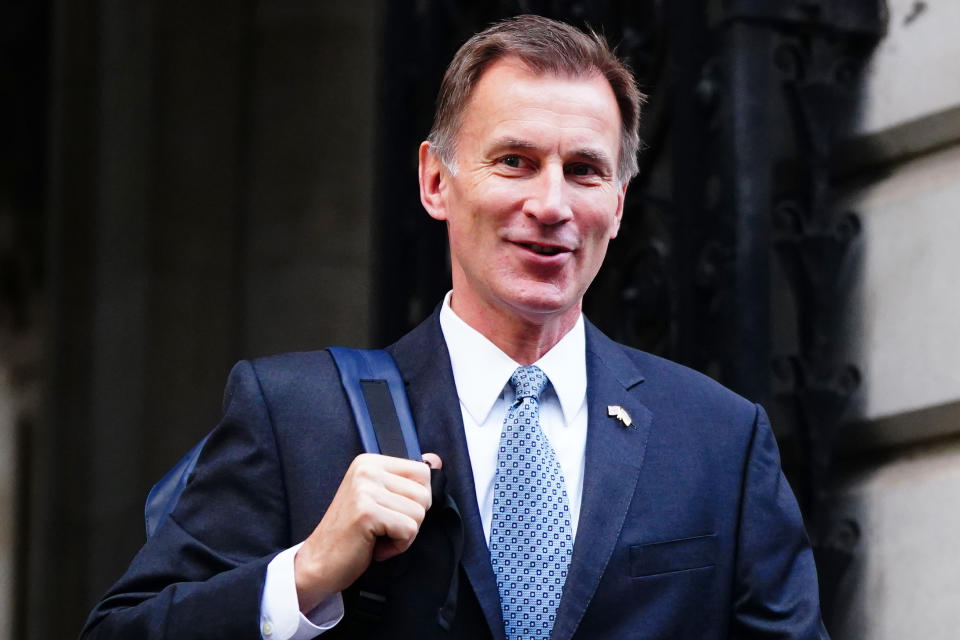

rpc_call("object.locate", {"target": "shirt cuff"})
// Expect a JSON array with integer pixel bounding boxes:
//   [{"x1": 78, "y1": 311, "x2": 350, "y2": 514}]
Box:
[{"x1": 260, "y1": 542, "x2": 345, "y2": 640}]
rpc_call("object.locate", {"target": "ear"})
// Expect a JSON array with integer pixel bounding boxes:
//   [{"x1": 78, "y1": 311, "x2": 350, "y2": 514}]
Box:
[
  {"x1": 609, "y1": 181, "x2": 627, "y2": 239},
  {"x1": 419, "y1": 141, "x2": 449, "y2": 221}
]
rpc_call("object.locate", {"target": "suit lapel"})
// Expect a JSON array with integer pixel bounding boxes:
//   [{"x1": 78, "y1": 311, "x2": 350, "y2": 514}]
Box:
[
  {"x1": 551, "y1": 322, "x2": 653, "y2": 640},
  {"x1": 390, "y1": 313, "x2": 507, "y2": 640}
]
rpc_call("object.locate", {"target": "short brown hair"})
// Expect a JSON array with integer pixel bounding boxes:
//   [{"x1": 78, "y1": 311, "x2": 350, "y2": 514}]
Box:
[{"x1": 427, "y1": 14, "x2": 645, "y2": 184}]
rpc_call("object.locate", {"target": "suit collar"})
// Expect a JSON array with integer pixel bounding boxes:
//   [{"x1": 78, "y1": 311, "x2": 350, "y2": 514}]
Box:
[
  {"x1": 438, "y1": 293, "x2": 588, "y2": 426},
  {"x1": 583, "y1": 319, "x2": 645, "y2": 390}
]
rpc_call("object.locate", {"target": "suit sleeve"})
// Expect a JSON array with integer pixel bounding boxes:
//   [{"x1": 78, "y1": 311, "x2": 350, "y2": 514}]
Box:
[
  {"x1": 730, "y1": 404, "x2": 830, "y2": 639},
  {"x1": 80, "y1": 360, "x2": 293, "y2": 639}
]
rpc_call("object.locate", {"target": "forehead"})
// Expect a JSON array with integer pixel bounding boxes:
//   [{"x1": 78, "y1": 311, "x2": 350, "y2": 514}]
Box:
[{"x1": 457, "y1": 57, "x2": 621, "y2": 154}]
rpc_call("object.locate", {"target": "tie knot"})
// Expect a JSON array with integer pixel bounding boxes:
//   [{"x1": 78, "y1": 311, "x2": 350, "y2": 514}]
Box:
[{"x1": 509, "y1": 365, "x2": 548, "y2": 401}]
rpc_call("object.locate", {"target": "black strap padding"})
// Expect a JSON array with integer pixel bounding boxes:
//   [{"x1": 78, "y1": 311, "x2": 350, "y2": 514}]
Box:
[
  {"x1": 360, "y1": 379, "x2": 408, "y2": 458},
  {"x1": 431, "y1": 468, "x2": 463, "y2": 631}
]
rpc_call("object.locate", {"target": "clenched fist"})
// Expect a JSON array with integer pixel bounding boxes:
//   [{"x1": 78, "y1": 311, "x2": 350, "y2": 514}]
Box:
[{"x1": 293, "y1": 452, "x2": 442, "y2": 613}]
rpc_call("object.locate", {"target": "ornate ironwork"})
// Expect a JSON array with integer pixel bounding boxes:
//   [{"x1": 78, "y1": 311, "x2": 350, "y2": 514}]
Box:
[{"x1": 735, "y1": 0, "x2": 887, "y2": 621}]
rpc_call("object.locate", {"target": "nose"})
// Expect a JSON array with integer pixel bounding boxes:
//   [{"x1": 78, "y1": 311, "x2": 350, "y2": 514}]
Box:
[{"x1": 522, "y1": 164, "x2": 573, "y2": 225}]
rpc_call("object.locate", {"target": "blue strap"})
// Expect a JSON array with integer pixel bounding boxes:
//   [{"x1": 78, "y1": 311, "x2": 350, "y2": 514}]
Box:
[
  {"x1": 327, "y1": 347, "x2": 421, "y2": 461},
  {"x1": 144, "y1": 434, "x2": 209, "y2": 538}
]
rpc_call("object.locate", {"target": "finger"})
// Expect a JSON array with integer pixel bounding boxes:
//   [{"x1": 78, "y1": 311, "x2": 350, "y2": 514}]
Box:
[
  {"x1": 361, "y1": 453, "x2": 432, "y2": 485},
  {"x1": 370, "y1": 503, "x2": 421, "y2": 550},
  {"x1": 378, "y1": 472, "x2": 432, "y2": 509},
  {"x1": 348, "y1": 454, "x2": 431, "y2": 493},
  {"x1": 374, "y1": 535, "x2": 410, "y2": 562},
  {"x1": 421, "y1": 452, "x2": 442, "y2": 470},
  {"x1": 374, "y1": 490, "x2": 428, "y2": 527}
]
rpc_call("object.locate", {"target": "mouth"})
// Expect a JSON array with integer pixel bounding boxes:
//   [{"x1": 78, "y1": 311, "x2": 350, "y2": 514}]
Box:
[{"x1": 518, "y1": 242, "x2": 569, "y2": 257}]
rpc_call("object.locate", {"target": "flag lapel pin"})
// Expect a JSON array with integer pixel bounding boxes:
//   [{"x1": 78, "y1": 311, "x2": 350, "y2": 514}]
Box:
[{"x1": 607, "y1": 405, "x2": 633, "y2": 427}]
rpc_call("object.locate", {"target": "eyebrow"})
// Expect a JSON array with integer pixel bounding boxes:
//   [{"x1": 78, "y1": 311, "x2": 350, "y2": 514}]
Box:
[
  {"x1": 571, "y1": 147, "x2": 615, "y2": 170},
  {"x1": 488, "y1": 137, "x2": 539, "y2": 154}
]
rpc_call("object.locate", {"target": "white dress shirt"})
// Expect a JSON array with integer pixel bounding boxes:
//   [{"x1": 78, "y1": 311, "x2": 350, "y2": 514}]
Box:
[
  {"x1": 438, "y1": 292, "x2": 588, "y2": 541},
  {"x1": 259, "y1": 292, "x2": 589, "y2": 638}
]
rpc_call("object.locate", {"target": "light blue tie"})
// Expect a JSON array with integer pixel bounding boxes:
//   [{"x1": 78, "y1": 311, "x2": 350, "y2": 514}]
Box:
[{"x1": 490, "y1": 365, "x2": 573, "y2": 639}]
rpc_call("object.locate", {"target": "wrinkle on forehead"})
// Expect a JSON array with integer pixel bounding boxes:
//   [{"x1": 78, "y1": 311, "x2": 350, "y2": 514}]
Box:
[{"x1": 464, "y1": 67, "x2": 618, "y2": 145}]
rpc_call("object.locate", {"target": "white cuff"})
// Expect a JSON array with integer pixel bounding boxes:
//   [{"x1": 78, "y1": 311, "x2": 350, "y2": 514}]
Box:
[{"x1": 260, "y1": 542, "x2": 345, "y2": 640}]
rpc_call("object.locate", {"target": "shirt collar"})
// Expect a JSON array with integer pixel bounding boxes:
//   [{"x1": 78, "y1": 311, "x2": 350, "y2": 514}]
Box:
[{"x1": 439, "y1": 291, "x2": 587, "y2": 426}]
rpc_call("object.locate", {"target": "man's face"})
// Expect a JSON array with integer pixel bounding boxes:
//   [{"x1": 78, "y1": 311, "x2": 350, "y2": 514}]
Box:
[{"x1": 420, "y1": 57, "x2": 626, "y2": 332}]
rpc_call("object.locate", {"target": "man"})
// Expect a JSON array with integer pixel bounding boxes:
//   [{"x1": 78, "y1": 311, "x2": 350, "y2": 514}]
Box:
[{"x1": 82, "y1": 15, "x2": 828, "y2": 640}]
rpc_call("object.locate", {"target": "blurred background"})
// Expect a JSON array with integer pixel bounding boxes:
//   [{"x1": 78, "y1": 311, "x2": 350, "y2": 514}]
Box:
[{"x1": 2, "y1": 0, "x2": 959, "y2": 638}]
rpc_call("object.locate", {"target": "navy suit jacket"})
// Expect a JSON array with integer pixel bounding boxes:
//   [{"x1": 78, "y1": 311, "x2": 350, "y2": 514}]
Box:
[{"x1": 82, "y1": 311, "x2": 828, "y2": 639}]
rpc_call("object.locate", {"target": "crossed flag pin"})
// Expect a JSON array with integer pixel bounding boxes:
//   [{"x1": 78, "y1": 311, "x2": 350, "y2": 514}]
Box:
[{"x1": 607, "y1": 405, "x2": 633, "y2": 427}]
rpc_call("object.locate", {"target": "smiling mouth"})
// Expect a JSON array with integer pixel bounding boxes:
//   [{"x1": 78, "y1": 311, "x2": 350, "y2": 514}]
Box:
[{"x1": 520, "y1": 242, "x2": 566, "y2": 256}]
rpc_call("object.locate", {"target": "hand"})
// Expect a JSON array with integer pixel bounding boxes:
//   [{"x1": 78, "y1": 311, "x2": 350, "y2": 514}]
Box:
[{"x1": 293, "y1": 452, "x2": 442, "y2": 614}]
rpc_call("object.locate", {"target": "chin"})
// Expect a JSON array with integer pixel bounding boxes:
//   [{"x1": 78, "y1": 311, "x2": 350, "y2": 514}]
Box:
[{"x1": 502, "y1": 284, "x2": 579, "y2": 321}]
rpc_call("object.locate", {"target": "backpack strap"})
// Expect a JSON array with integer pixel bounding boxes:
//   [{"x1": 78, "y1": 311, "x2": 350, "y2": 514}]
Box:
[
  {"x1": 144, "y1": 349, "x2": 419, "y2": 538},
  {"x1": 144, "y1": 434, "x2": 210, "y2": 538},
  {"x1": 328, "y1": 347, "x2": 432, "y2": 625},
  {"x1": 327, "y1": 347, "x2": 421, "y2": 461}
]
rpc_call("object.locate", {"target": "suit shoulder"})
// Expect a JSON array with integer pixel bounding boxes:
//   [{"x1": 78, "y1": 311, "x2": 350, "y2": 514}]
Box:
[
  {"x1": 607, "y1": 340, "x2": 757, "y2": 419},
  {"x1": 228, "y1": 349, "x2": 340, "y2": 399},
  {"x1": 222, "y1": 350, "x2": 356, "y2": 444},
  {"x1": 248, "y1": 349, "x2": 336, "y2": 375}
]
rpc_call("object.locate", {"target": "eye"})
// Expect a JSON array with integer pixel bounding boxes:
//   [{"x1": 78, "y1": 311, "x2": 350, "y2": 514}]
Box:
[
  {"x1": 500, "y1": 154, "x2": 524, "y2": 168},
  {"x1": 567, "y1": 163, "x2": 599, "y2": 177}
]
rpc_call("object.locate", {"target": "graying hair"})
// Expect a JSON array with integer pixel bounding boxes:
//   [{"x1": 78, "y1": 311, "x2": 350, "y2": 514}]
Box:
[{"x1": 426, "y1": 14, "x2": 645, "y2": 184}]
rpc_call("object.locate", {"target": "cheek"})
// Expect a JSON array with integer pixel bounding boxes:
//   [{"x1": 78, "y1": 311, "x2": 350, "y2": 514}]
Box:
[
  {"x1": 576, "y1": 202, "x2": 621, "y2": 242},
  {"x1": 470, "y1": 175, "x2": 529, "y2": 206}
]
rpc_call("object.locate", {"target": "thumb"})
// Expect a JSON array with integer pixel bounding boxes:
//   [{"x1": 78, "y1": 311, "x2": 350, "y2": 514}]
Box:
[{"x1": 421, "y1": 452, "x2": 442, "y2": 470}]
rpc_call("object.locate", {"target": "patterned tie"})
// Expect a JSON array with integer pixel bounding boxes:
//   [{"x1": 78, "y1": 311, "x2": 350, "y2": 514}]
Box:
[{"x1": 490, "y1": 365, "x2": 573, "y2": 639}]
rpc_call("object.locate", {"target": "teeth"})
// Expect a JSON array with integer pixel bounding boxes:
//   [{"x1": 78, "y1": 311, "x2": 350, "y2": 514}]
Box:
[{"x1": 527, "y1": 243, "x2": 561, "y2": 256}]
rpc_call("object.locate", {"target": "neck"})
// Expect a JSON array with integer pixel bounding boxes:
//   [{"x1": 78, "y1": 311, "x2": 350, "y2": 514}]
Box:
[{"x1": 449, "y1": 293, "x2": 579, "y2": 365}]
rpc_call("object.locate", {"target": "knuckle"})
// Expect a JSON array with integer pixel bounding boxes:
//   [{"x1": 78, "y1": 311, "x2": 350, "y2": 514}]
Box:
[
  {"x1": 402, "y1": 519, "x2": 419, "y2": 541},
  {"x1": 352, "y1": 455, "x2": 387, "y2": 483},
  {"x1": 351, "y1": 452, "x2": 372, "y2": 469},
  {"x1": 355, "y1": 496, "x2": 379, "y2": 522},
  {"x1": 353, "y1": 454, "x2": 374, "y2": 471},
  {"x1": 419, "y1": 465, "x2": 432, "y2": 484},
  {"x1": 411, "y1": 503, "x2": 426, "y2": 524}
]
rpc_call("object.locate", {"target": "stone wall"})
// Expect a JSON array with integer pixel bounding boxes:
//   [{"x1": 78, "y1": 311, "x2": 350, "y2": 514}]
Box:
[{"x1": 821, "y1": 1, "x2": 960, "y2": 636}]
